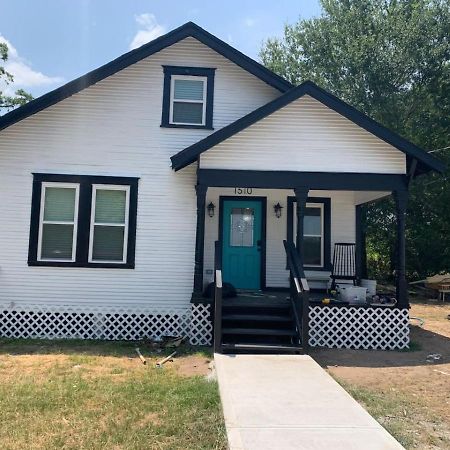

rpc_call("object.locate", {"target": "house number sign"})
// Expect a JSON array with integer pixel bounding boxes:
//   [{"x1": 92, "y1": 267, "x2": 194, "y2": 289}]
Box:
[{"x1": 234, "y1": 188, "x2": 253, "y2": 195}]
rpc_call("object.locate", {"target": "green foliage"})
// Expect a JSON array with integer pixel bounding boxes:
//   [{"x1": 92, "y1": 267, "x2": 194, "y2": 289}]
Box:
[
  {"x1": 0, "y1": 42, "x2": 33, "y2": 112},
  {"x1": 261, "y1": 0, "x2": 450, "y2": 280}
]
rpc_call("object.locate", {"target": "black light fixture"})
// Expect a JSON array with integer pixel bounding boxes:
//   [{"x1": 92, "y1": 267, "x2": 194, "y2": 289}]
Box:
[
  {"x1": 207, "y1": 202, "x2": 215, "y2": 218},
  {"x1": 274, "y1": 202, "x2": 283, "y2": 218}
]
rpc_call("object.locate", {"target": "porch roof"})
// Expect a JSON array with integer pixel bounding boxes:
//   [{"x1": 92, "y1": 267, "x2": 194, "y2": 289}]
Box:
[{"x1": 170, "y1": 81, "x2": 445, "y2": 175}]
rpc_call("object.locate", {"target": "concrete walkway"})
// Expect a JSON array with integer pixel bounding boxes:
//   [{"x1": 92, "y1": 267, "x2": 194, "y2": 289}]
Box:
[{"x1": 215, "y1": 354, "x2": 404, "y2": 450}]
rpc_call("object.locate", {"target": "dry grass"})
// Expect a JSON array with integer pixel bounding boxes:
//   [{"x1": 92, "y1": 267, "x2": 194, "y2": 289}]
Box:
[
  {"x1": 0, "y1": 340, "x2": 226, "y2": 450},
  {"x1": 313, "y1": 300, "x2": 450, "y2": 449}
]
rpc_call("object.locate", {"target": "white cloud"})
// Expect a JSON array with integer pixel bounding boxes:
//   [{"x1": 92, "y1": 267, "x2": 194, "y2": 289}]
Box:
[
  {"x1": 0, "y1": 35, "x2": 64, "y2": 95},
  {"x1": 129, "y1": 13, "x2": 166, "y2": 50}
]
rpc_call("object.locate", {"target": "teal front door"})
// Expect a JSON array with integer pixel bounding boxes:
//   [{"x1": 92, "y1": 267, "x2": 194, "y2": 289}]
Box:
[{"x1": 221, "y1": 199, "x2": 263, "y2": 290}]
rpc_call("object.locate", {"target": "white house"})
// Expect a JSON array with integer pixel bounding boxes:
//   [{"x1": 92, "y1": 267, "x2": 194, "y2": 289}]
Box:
[{"x1": 0, "y1": 23, "x2": 444, "y2": 351}]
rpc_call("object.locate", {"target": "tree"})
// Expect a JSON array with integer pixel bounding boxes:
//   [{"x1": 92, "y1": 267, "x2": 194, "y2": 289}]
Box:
[
  {"x1": 0, "y1": 42, "x2": 33, "y2": 112},
  {"x1": 260, "y1": 0, "x2": 450, "y2": 281}
]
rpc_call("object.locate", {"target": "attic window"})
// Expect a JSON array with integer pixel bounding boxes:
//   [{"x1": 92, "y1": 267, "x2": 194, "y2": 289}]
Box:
[{"x1": 161, "y1": 66, "x2": 215, "y2": 129}]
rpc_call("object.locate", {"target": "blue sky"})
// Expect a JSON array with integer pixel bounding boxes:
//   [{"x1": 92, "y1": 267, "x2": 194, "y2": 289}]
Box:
[{"x1": 0, "y1": 1, "x2": 322, "y2": 98}]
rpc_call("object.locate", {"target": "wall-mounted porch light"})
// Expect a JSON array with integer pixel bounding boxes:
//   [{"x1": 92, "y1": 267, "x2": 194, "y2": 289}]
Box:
[
  {"x1": 274, "y1": 202, "x2": 283, "y2": 219},
  {"x1": 207, "y1": 202, "x2": 216, "y2": 218}
]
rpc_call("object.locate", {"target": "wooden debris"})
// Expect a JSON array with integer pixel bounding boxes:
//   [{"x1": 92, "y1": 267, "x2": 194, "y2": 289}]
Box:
[
  {"x1": 135, "y1": 347, "x2": 147, "y2": 365},
  {"x1": 156, "y1": 351, "x2": 177, "y2": 368}
]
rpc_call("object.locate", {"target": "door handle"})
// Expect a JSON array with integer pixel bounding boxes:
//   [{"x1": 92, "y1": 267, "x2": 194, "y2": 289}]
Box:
[{"x1": 257, "y1": 239, "x2": 262, "y2": 251}]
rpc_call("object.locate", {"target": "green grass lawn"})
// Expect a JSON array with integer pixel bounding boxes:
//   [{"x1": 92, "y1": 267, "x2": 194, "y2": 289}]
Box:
[{"x1": 0, "y1": 339, "x2": 226, "y2": 450}]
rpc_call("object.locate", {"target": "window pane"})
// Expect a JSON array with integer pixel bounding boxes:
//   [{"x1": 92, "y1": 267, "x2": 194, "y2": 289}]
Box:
[
  {"x1": 173, "y1": 79, "x2": 204, "y2": 100},
  {"x1": 92, "y1": 225, "x2": 124, "y2": 261},
  {"x1": 230, "y1": 208, "x2": 254, "y2": 247},
  {"x1": 95, "y1": 189, "x2": 126, "y2": 223},
  {"x1": 44, "y1": 187, "x2": 76, "y2": 221},
  {"x1": 304, "y1": 236, "x2": 321, "y2": 266},
  {"x1": 41, "y1": 224, "x2": 74, "y2": 259},
  {"x1": 304, "y1": 207, "x2": 321, "y2": 236},
  {"x1": 172, "y1": 102, "x2": 203, "y2": 124}
]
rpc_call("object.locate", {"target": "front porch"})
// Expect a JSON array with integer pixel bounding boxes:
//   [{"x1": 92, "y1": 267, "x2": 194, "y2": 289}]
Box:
[{"x1": 189, "y1": 169, "x2": 411, "y2": 352}]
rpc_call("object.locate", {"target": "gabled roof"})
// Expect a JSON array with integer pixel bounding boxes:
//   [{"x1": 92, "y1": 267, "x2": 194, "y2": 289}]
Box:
[
  {"x1": 171, "y1": 80, "x2": 445, "y2": 174},
  {"x1": 0, "y1": 22, "x2": 292, "y2": 133}
]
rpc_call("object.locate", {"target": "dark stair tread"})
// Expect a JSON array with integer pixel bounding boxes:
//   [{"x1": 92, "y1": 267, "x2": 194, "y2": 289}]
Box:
[
  {"x1": 221, "y1": 343, "x2": 303, "y2": 353},
  {"x1": 222, "y1": 327, "x2": 297, "y2": 336},
  {"x1": 222, "y1": 302, "x2": 290, "y2": 309},
  {"x1": 222, "y1": 314, "x2": 291, "y2": 322}
]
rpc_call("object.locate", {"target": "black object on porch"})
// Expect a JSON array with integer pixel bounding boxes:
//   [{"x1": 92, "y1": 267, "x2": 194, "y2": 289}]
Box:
[
  {"x1": 330, "y1": 243, "x2": 358, "y2": 291},
  {"x1": 213, "y1": 240, "x2": 309, "y2": 354}
]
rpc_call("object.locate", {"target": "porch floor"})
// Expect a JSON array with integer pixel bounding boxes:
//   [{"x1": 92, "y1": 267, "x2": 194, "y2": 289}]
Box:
[{"x1": 224, "y1": 290, "x2": 328, "y2": 307}]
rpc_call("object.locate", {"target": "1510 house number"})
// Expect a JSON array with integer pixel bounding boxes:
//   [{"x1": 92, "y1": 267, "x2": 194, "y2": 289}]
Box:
[{"x1": 234, "y1": 188, "x2": 253, "y2": 195}]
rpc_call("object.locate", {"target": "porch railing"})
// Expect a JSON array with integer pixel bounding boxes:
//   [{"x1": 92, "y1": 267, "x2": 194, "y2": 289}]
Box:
[
  {"x1": 213, "y1": 240, "x2": 223, "y2": 353},
  {"x1": 283, "y1": 240, "x2": 310, "y2": 353}
]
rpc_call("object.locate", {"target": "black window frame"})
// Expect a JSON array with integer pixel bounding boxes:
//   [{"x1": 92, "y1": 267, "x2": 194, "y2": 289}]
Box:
[
  {"x1": 28, "y1": 173, "x2": 139, "y2": 269},
  {"x1": 286, "y1": 196, "x2": 331, "y2": 271},
  {"x1": 161, "y1": 65, "x2": 215, "y2": 130}
]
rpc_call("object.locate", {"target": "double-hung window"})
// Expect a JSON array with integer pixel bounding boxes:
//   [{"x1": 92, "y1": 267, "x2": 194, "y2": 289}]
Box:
[
  {"x1": 287, "y1": 197, "x2": 331, "y2": 270},
  {"x1": 170, "y1": 76, "x2": 207, "y2": 126},
  {"x1": 38, "y1": 183, "x2": 79, "y2": 262},
  {"x1": 29, "y1": 174, "x2": 138, "y2": 268},
  {"x1": 303, "y1": 204, "x2": 324, "y2": 267},
  {"x1": 89, "y1": 185, "x2": 130, "y2": 263},
  {"x1": 161, "y1": 66, "x2": 215, "y2": 129}
]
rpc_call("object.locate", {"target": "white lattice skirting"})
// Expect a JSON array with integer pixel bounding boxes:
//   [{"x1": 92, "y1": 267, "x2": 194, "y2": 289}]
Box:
[
  {"x1": 309, "y1": 306, "x2": 410, "y2": 350},
  {"x1": 0, "y1": 304, "x2": 408, "y2": 349},
  {"x1": 0, "y1": 304, "x2": 212, "y2": 345}
]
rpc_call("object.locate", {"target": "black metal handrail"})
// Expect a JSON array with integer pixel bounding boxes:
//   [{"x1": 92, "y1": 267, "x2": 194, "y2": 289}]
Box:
[
  {"x1": 283, "y1": 240, "x2": 310, "y2": 353},
  {"x1": 213, "y1": 241, "x2": 223, "y2": 353}
]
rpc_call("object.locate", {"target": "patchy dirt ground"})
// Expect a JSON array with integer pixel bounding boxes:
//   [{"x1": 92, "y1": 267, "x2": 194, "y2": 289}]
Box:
[
  {"x1": 312, "y1": 301, "x2": 450, "y2": 449},
  {"x1": 0, "y1": 340, "x2": 213, "y2": 382}
]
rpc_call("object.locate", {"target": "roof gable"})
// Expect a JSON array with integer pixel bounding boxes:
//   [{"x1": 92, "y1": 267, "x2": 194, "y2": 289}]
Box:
[
  {"x1": 0, "y1": 22, "x2": 292, "y2": 133},
  {"x1": 171, "y1": 81, "x2": 445, "y2": 174}
]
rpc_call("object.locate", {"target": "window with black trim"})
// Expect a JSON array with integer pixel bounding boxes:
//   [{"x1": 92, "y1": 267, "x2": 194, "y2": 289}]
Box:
[
  {"x1": 28, "y1": 174, "x2": 138, "y2": 268},
  {"x1": 161, "y1": 66, "x2": 215, "y2": 129},
  {"x1": 287, "y1": 197, "x2": 331, "y2": 270}
]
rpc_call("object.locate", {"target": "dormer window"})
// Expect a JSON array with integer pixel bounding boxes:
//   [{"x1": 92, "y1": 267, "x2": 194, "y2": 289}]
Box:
[{"x1": 161, "y1": 66, "x2": 215, "y2": 129}]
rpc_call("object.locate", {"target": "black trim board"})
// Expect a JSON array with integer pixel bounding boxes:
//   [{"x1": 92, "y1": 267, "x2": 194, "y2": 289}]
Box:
[
  {"x1": 0, "y1": 22, "x2": 292, "y2": 133},
  {"x1": 161, "y1": 66, "x2": 215, "y2": 129},
  {"x1": 198, "y1": 169, "x2": 409, "y2": 191},
  {"x1": 287, "y1": 197, "x2": 332, "y2": 271},
  {"x1": 171, "y1": 80, "x2": 445, "y2": 174},
  {"x1": 28, "y1": 173, "x2": 139, "y2": 269},
  {"x1": 218, "y1": 196, "x2": 267, "y2": 290}
]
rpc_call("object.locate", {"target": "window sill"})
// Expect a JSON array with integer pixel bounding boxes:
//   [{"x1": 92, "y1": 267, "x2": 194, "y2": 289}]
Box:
[
  {"x1": 28, "y1": 261, "x2": 135, "y2": 269},
  {"x1": 160, "y1": 123, "x2": 214, "y2": 130}
]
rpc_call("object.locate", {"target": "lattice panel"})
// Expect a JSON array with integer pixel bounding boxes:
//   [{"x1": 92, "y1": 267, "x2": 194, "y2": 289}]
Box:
[
  {"x1": 309, "y1": 306, "x2": 410, "y2": 350},
  {"x1": 189, "y1": 303, "x2": 213, "y2": 346},
  {"x1": 0, "y1": 305, "x2": 191, "y2": 341}
]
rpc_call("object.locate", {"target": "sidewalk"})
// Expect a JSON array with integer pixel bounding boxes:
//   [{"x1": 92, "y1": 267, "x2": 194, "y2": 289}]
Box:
[{"x1": 214, "y1": 354, "x2": 404, "y2": 450}]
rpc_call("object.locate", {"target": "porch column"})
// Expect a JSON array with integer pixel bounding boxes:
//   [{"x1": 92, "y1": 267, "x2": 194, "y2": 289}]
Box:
[
  {"x1": 355, "y1": 204, "x2": 368, "y2": 280},
  {"x1": 394, "y1": 190, "x2": 408, "y2": 308},
  {"x1": 192, "y1": 184, "x2": 207, "y2": 300},
  {"x1": 294, "y1": 186, "x2": 309, "y2": 267}
]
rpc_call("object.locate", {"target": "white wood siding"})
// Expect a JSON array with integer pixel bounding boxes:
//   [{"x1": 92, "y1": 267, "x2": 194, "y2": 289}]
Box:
[
  {"x1": 0, "y1": 37, "x2": 280, "y2": 310},
  {"x1": 200, "y1": 95, "x2": 407, "y2": 174},
  {"x1": 204, "y1": 188, "x2": 357, "y2": 289}
]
